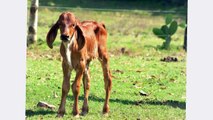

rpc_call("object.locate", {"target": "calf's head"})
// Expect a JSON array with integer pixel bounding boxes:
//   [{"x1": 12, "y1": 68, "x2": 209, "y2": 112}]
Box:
[{"x1": 46, "y1": 12, "x2": 85, "y2": 49}]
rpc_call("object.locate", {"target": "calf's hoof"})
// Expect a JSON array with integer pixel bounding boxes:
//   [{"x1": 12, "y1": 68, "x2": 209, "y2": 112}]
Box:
[
  {"x1": 73, "y1": 114, "x2": 80, "y2": 118},
  {"x1": 103, "y1": 113, "x2": 109, "y2": 117},
  {"x1": 80, "y1": 111, "x2": 88, "y2": 116},
  {"x1": 72, "y1": 110, "x2": 80, "y2": 116},
  {"x1": 81, "y1": 106, "x2": 89, "y2": 116},
  {"x1": 102, "y1": 105, "x2": 109, "y2": 114},
  {"x1": 56, "y1": 110, "x2": 65, "y2": 118},
  {"x1": 56, "y1": 113, "x2": 64, "y2": 118}
]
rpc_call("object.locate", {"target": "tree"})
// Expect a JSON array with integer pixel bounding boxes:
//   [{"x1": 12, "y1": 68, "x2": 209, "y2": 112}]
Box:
[
  {"x1": 183, "y1": 26, "x2": 187, "y2": 51},
  {"x1": 27, "y1": 0, "x2": 39, "y2": 45},
  {"x1": 183, "y1": 0, "x2": 187, "y2": 51}
]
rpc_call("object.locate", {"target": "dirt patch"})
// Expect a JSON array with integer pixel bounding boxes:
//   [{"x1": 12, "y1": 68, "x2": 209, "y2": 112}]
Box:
[
  {"x1": 160, "y1": 56, "x2": 178, "y2": 62},
  {"x1": 27, "y1": 50, "x2": 61, "y2": 61},
  {"x1": 109, "y1": 48, "x2": 142, "y2": 57}
]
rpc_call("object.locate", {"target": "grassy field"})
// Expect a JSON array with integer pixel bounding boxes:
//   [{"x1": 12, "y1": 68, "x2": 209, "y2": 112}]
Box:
[{"x1": 26, "y1": 4, "x2": 186, "y2": 120}]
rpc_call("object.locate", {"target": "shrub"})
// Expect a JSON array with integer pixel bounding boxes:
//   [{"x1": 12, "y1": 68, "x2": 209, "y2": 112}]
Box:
[{"x1": 152, "y1": 15, "x2": 178, "y2": 49}]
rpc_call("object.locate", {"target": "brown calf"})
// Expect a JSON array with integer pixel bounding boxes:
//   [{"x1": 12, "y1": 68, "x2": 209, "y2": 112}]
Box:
[{"x1": 46, "y1": 12, "x2": 112, "y2": 117}]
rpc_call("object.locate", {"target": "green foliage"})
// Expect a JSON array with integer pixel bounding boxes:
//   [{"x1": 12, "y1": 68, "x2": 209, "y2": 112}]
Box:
[
  {"x1": 165, "y1": 15, "x2": 173, "y2": 25},
  {"x1": 161, "y1": 25, "x2": 170, "y2": 35},
  {"x1": 35, "y1": 0, "x2": 187, "y2": 10},
  {"x1": 152, "y1": 28, "x2": 166, "y2": 39},
  {"x1": 163, "y1": 37, "x2": 171, "y2": 49},
  {"x1": 179, "y1": 22, "x2": 187, "y2": 28},
  {"x1": 169, "y1": 21, "x2": 178, "y2": 35},
  {"x1": 152, "y1": 15, "x2": 179, "y2": 49}
]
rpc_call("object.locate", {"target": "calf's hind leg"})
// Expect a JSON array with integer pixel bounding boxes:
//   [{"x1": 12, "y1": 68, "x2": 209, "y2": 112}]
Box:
[{"x1": 99, "y1": 52, "x2": 112, "y2": 114}]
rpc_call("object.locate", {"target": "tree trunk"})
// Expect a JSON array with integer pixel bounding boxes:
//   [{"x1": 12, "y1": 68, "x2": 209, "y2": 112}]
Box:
[
  {"x1": 183, "y1": 0, "x2": 187, "y2": 51},
  {"x1": 183, "y1": 27, "x2": 187, "y2": 51},
  {"x1": 27, "y1": 0, "x2": 39, "y2": 45}
]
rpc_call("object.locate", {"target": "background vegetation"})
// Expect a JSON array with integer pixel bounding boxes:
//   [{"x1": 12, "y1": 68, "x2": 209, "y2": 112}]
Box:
[{"x1": 26, "y1": 0, "x2": 187, "y2": 119}]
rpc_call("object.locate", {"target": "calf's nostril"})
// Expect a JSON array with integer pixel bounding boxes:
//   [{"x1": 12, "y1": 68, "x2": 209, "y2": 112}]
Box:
[{"x1": 60, "y1": 35, "x2": 69, "y2": 41}]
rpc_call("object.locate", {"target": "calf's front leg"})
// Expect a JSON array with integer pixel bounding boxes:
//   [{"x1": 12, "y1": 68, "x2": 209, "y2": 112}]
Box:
[
  {"x1": 81, "y1": 62, "x2": 91, "y2": 116},
  {"x1": 57, "y1": 61, "x2": 71, "y2": 117},
  {"x1": 72, "y1": 65, "x2": 84, "y2": 117}
]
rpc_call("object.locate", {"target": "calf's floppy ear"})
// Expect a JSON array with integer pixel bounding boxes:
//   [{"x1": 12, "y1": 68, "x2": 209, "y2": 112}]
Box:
[
  {"x1": 46, "y1": 22, "x2": 59, "y2": 49},
  {"x1": 76, "y1": 25, "x2": 85, "y2": 50}
]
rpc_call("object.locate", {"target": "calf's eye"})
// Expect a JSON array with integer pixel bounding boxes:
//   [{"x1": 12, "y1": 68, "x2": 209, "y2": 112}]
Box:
[{"x1": 72, "y1": 24, "x2": 75, "y2": 28}]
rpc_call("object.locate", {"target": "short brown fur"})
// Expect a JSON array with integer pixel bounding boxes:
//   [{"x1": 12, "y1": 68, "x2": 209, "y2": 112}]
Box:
[{"x1": 46, "y1": 12, "x2": 112, "y2": 117}]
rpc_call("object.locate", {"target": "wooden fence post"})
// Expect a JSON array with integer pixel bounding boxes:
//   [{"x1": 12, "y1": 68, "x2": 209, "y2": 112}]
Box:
[{"x1": 27, "y1": 0, "x2": 39, "y2": 45}]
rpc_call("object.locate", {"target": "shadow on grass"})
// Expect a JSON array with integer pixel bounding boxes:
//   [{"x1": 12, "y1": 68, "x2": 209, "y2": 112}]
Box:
[
  {"x1": 26, "y1": 109, "x2": 56, "y2": 117},
  {"x1": 67, "y1": 94, "x2": 186, "y2": 110},
  {"x1": 137, "y1": 100, "x2": 186, "y2": 109},
  {"x1": 25, "y1": 95, "x2": 185, "y2": 117}
]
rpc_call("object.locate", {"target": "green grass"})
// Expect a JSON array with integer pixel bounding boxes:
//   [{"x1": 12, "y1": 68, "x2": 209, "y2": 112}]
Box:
[{"x1": 26, "y1": 5, "x2": 186, "y2": 120}]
